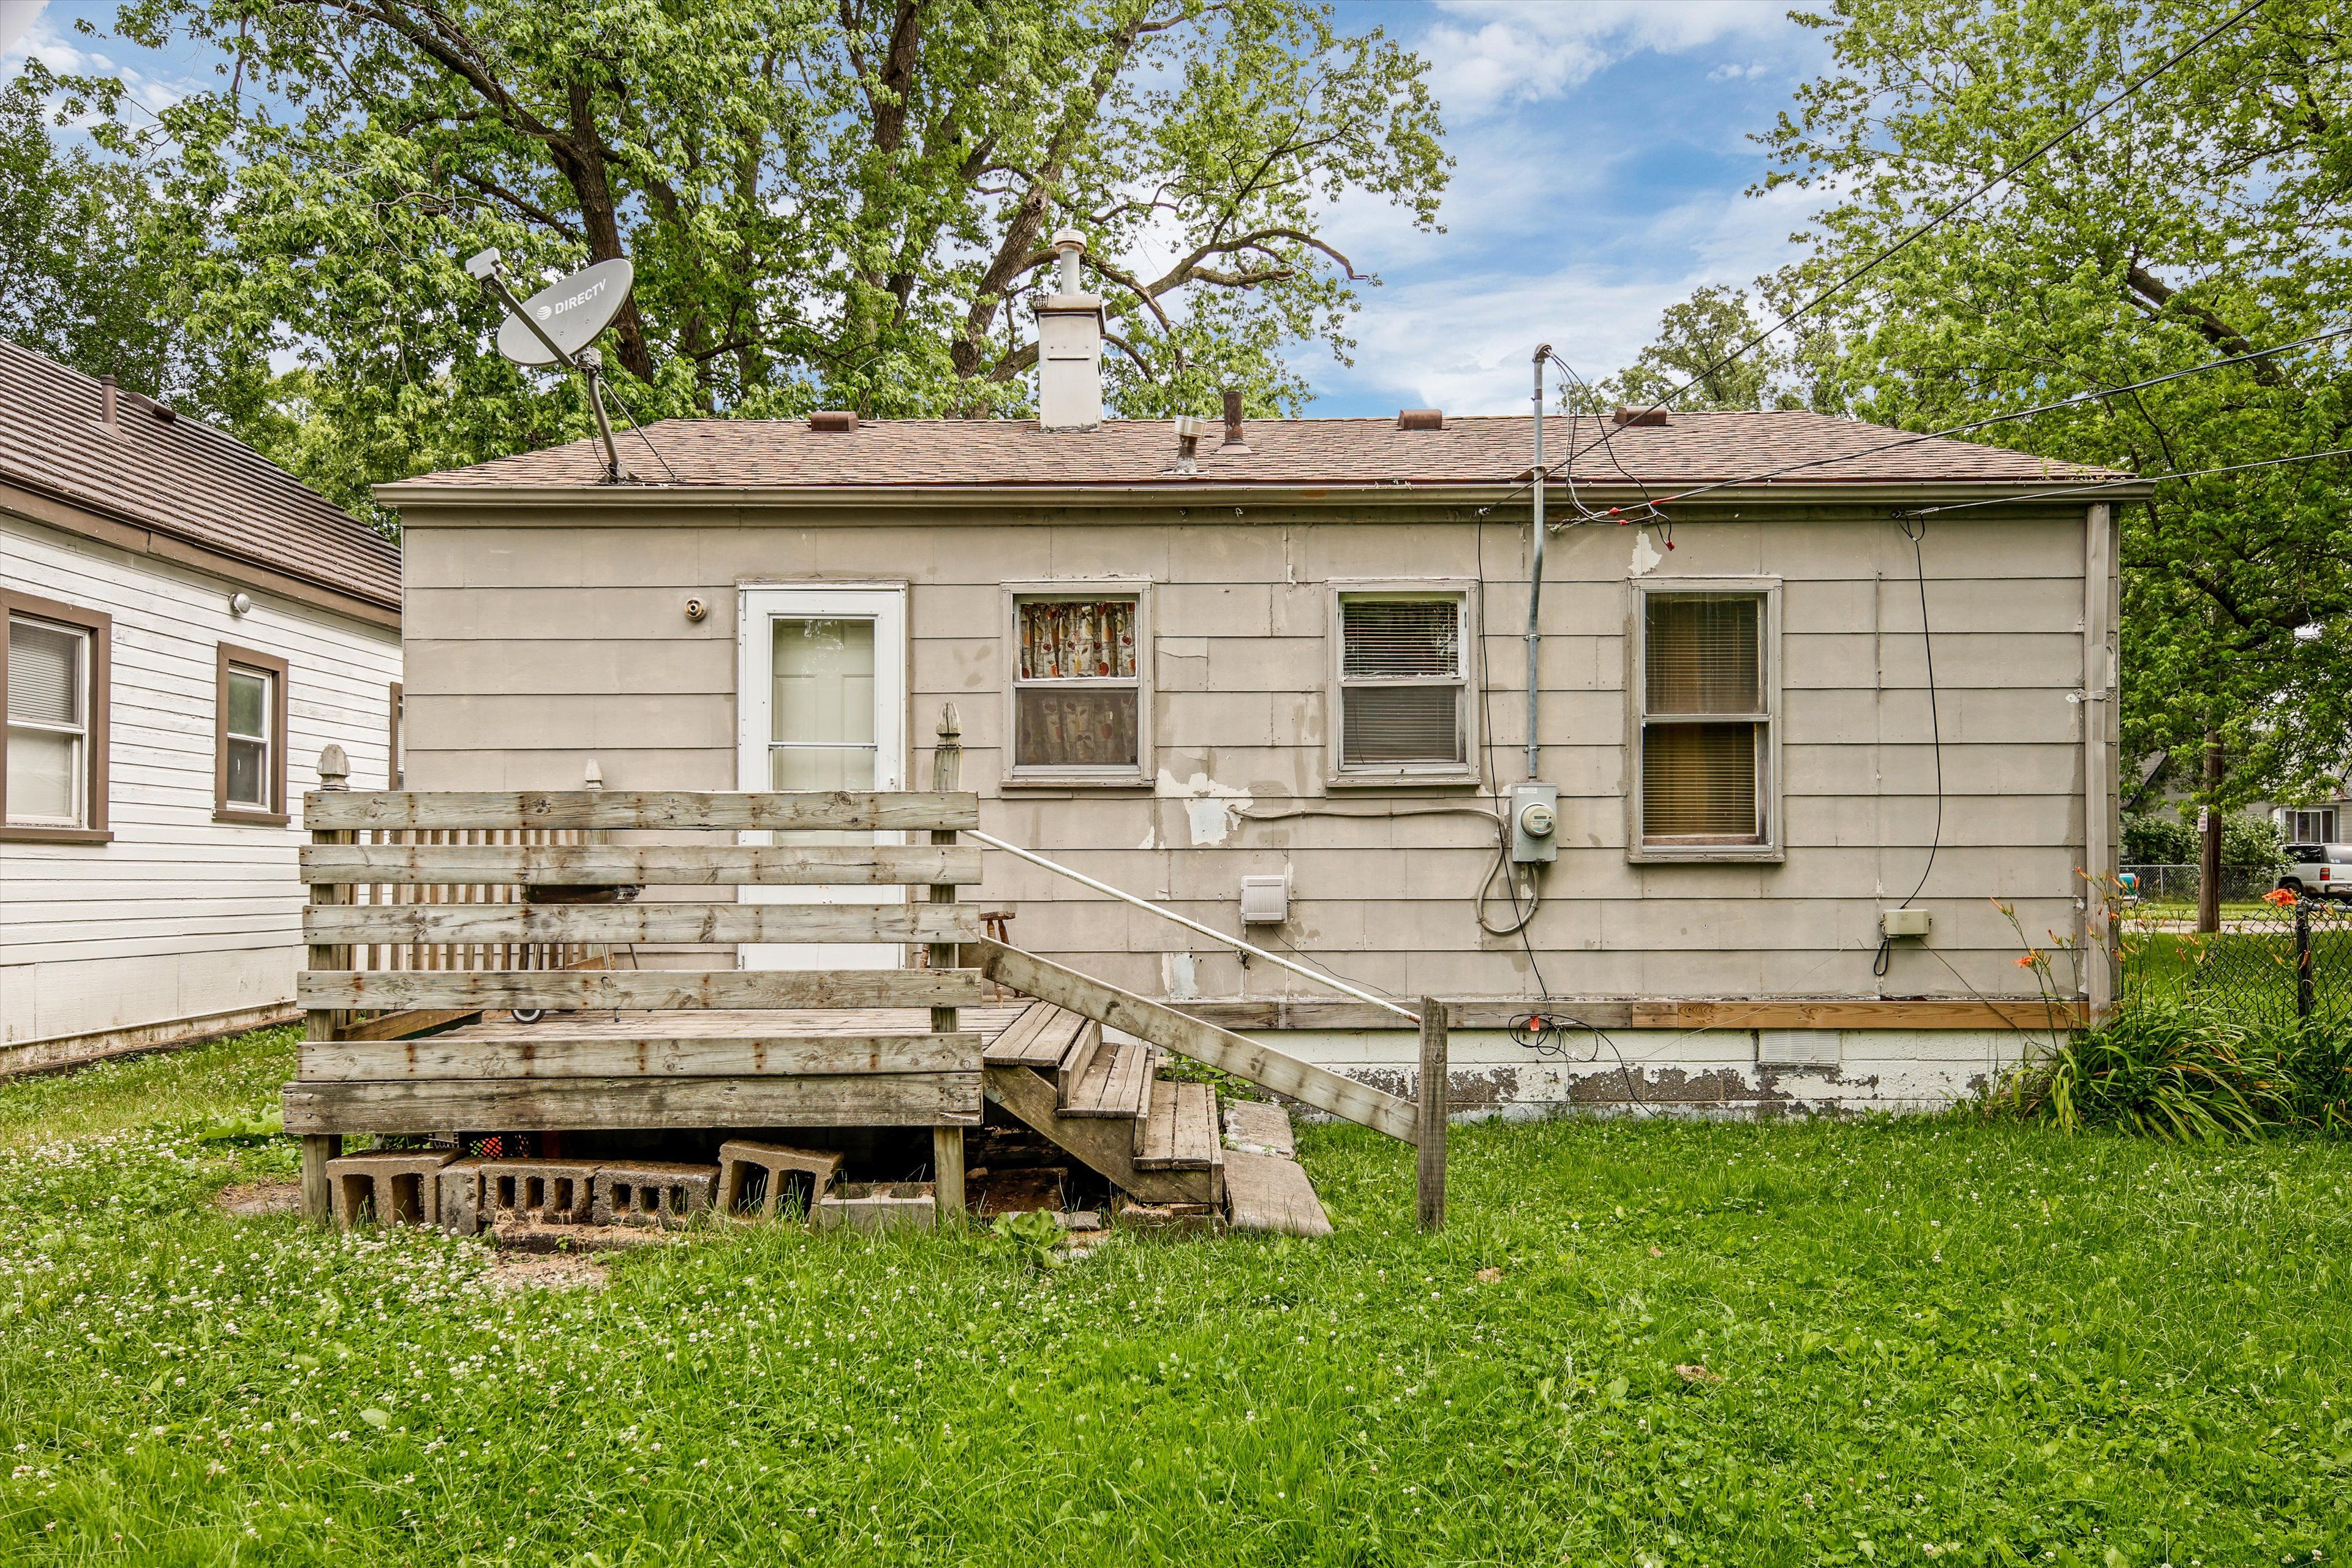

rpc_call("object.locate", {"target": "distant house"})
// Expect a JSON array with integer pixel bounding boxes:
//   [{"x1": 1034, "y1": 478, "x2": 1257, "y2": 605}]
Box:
[
  {"x1": 372, "y1": 249, "x2": 2141, "y2": 1115},
  {"x1": 1, "y1": 340, "x2": 402, "y2": 1072}
]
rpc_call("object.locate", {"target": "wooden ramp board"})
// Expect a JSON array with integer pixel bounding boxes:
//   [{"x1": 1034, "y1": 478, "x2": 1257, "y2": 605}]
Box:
[
  {"x1": 983, "y1": 1002, "x2": 1087, "y2": 1069},
  {"x1": 1222, "y1": 1099, "x2": 1295, "y2": 1157},
  {"x1": 1223, "y1": 1148, "x2": 1332, "y2": 1237}
]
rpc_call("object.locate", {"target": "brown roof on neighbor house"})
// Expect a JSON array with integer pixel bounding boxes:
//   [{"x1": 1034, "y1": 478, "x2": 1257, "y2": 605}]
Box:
[
  {"x1": 390, "y1": 409, "x2": 2122, "y2": 495},
  {"x1": 0, "y1": 338, "x2": 401, "y2": 611}
]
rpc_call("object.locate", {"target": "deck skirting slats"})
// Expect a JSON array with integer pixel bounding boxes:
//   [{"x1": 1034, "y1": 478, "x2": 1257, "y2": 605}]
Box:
[
  {"x1": 301, "y1": 790, "x2": 980, "y2": 833},
  {"x1": 282, "y1": 1072, "x2": 983, "y2": 1133}
]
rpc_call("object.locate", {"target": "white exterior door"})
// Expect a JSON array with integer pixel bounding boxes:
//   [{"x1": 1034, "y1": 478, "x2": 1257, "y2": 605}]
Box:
[{"x1": 736, "y1": 586, "x2": 907, "y2": 971}]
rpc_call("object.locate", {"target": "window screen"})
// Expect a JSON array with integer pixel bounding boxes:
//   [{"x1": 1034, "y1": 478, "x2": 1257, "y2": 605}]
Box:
[
  {"x1": 1014, "y1": 598, "x2": 1141, "y2": 771},
  {"x1": 6, "y1": 617, "x2": 88, "y2": 824},
  {"x1": 1339, "y1": 597, "x2": 1466, "y2": 769},
  {"x1": 1641, "y1": 592, "x2": 1768, "y2": 844}
]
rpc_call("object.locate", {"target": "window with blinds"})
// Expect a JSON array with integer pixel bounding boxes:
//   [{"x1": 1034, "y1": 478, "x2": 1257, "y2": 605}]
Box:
[
  {"x1": 1640, "y1": 591, "x2": 1768, "y2": 845},
  {"x1": 1338, "y1": 595, "x2": 1468, "y2": 771},
  {"x1": 6, "y1": 615, "x2": 89, "y2": 826},
  {"x1": 1012, "y1": 596, "x2": 1143, "y2": 774}
]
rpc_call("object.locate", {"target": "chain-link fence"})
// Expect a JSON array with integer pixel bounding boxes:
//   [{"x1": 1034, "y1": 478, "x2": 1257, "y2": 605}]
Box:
[
  {"x1": 2120, "y1": 893, "x2": 2352, "y2": 1026},
  {"x1": 2119, "y1": 862, "x2": 2290, "y2": 906}
]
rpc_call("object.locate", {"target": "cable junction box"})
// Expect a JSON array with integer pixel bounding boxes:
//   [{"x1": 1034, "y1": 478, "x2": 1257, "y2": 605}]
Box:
[{"x1": 1880, "y1": 907, "x2": 1932, "y2": 940}]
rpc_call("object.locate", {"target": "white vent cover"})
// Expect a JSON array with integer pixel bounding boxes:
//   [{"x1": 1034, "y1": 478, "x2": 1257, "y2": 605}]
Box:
[{"x1": 1239, "y1": 873, "x2": 1289, "y2": 925}]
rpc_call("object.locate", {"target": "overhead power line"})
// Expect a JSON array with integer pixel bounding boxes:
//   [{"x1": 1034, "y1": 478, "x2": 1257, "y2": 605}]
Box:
[
  {"x1": 1559, "y1": 0, "x2": 2274, "y2": 472},
  {"x1": 1896, "y1": 445, "x2": 2352, "y2": 518}
]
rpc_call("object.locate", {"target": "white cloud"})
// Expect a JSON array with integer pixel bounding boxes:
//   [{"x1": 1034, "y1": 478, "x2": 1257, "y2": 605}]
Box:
[
  {"x1": 3, "y1": 2, "x2": 190, "y2": 116},
  {"x1": 1709, "y1": 60, "x2": 1772, "y2": 81},
  {"x1": 1422, "y1": 0, "x2": 1791, "y2": 119},
  {"x1": 0, "y1": 2, "x2": 42, "y2": 59}
]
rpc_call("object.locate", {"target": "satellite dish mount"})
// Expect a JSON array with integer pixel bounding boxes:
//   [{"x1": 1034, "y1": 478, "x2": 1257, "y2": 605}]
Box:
[{"x1": 467, "y1": 248, "x2": 638, "y2": 483}]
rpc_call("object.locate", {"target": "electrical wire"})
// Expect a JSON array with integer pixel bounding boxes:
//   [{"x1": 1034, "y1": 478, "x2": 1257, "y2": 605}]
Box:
[
  {"x1": 1875, "y1": 514, "x2": 1944, "y2": 978},
  {"x1": 1895, "y1": 445, "x2": 2352, "y2": 518},
  {"x1": 1555, "y1": 0, "x2": 2274, "y2": 473},
  {"x1": 590, "y1": 374, "x2": 682, "y2": 485}
]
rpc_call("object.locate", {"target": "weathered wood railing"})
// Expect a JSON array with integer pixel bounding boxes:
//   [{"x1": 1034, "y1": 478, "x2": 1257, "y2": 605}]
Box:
[{"x1": 291, "y1": 760, "x2": 989, "y2": 1222}]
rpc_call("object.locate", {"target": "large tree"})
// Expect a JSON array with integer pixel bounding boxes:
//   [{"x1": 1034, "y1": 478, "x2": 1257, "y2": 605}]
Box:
[
  {"x1": 65, "y1": 0, "x2": 1444, "y2": 514},
  {"x1": 1751, "y1": 0, "x2": 2352, "y2": 811}
]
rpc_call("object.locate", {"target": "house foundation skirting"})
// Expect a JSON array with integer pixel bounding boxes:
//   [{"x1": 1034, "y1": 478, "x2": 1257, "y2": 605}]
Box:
[
  {"x1": 0, "y1": 1003, "x2": 301, "y2": 1079},
  {"x1": 1163, "y1": 1024, "x2": 2056, "y2": 1120}
]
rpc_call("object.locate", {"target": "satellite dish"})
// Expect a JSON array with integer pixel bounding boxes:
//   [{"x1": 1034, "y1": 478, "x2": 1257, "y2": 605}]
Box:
[{"x1": 496, "y1": 258, "x2": 635, "y2": 367}]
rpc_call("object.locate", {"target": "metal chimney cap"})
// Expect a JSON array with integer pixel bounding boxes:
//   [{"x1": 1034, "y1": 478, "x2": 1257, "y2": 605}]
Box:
[{"x1": 1049, "y1": 228, "x2": 1087, "y2": 254}]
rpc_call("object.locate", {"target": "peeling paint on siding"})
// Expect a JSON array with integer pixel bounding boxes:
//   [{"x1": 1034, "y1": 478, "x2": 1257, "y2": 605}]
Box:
[
  {"x1": 1629, "y1": 530, "x2": 1662, "y2": 576},
  {"x1": 1155, "y1": 769, "x2": 1253, "y2": 845}
]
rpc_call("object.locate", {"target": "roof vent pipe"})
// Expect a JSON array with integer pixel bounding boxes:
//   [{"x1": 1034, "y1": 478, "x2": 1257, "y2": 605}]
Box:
[
  {"x1": 1170, "y1": 415, "x2": 1205, "y2": 475},
  {"x1": 99, "y1": 374, "x2": 117, "y2": 425},
  {"x1": 1220, "y1": 388, "x2": 1251, "y2": 453},
  {"x1": 1035, "y1": 228, "x2": 1104, "y2": 432}
]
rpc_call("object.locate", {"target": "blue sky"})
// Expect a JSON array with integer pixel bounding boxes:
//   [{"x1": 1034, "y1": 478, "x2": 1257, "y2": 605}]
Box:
[{"x1": 1, "y1": 0, "x2": 1830, "y2": 419}]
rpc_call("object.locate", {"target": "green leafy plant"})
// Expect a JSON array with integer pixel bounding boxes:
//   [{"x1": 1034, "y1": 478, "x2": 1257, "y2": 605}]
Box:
[
  {"x1": 1988, "y1": 1003, "x2": 2284, "y2": 1142},
  {"x1": 988, "y1": 1206, "x2": 1068, "y2": 1271}
]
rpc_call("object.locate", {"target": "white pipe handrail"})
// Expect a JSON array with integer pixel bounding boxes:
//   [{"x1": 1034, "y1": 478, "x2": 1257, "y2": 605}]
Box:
[{"x1": 965, "y1": 829, "x2": 1422, "y2": 1022}]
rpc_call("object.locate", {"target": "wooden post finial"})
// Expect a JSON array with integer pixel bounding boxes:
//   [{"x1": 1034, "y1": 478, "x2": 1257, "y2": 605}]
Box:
[
  {"x1": 933, "y1": 704, "x2": 962, "y2": 793},
  {"x1": 584, "y1": 758, "x2": 604, "y2": 791},
  {"x1": 317, "y1": 744, "x2": 350, "y2": 791}
]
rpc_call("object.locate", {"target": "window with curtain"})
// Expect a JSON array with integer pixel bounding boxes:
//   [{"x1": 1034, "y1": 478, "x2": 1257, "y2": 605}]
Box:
[
  {"x1": 1012, "y1": 597, "x2": 1142, "y2": 774},
  {"x1": 1336, "y1": 595, "x2": 1469, "y2": 773},
  {"x1": 1640, "y1": 591, "x2": 1769, "y2": 845},
  {"x1": 6, "y1": 614, "x2": 89, "y2": 827}
]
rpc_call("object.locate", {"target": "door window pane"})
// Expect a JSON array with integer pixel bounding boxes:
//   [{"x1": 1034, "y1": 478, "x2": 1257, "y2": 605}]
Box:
[{"x1": 768, "y1": 617, "x2": 878, "y2": 840}]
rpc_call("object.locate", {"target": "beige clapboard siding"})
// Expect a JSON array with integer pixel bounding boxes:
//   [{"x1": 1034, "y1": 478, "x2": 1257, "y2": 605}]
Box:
[
  {"x1": 2, "y1": 516, "x2": 401, "y2": 1049},
  {"x1": 302, "y1": 899, "x2": 979, "y2": 948},
  {"x1": 300, "y1": 1031, "x2": 980, "y2": 1079},
  {"x1": 298, "y1": 842, "x2": 982, "y2": 886},
  {"x1": 281, "y1": 1072, "x2": 982, "y2": 1132},
  {"x1": 302, "y1": 789, "x2": 979, "y2": 833},
  {"x1": 399, "y1": 504, "x2": 2096, "y2": 1001},
  {"x1": 298, "y1": 965, "x2": 987, "y2": 1011}
]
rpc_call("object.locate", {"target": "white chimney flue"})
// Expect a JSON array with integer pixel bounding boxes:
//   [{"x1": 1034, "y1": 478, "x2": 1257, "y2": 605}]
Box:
[{"x1": 1036, "y1": 228, "x2": 1104, "y2": 432}]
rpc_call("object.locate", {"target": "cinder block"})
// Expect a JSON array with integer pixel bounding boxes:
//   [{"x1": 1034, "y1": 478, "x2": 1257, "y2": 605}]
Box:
[
  {"x1": 437, "y1": 1161, "x2": 484, "y2": 1236},
  {"x1": 716, "y1": 1139, "x2": 844, "y2": 1218},
  {"x1": 479, "y1": 1159, "x2": 599, "y2": 1226},
  {"x1": 326, "y1": 1151, "x2": 456, "y2": 1230},
  {"x1": 813, "y1": 1182, "x2": 937, "y2": 1234},
  {"x1": 591, "y1": 1163, "x2": 719, "y2": 1229}
]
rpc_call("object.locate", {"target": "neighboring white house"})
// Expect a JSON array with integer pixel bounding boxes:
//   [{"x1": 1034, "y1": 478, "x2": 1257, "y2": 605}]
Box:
[{"x1": 1, "y1": 339, "x2": 403, "y2": 1073}]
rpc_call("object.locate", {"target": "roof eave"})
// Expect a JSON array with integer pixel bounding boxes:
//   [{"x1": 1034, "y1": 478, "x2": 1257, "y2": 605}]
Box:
[{"x1": 374, "y1": 477, "x2": 2150, "y2": 512}]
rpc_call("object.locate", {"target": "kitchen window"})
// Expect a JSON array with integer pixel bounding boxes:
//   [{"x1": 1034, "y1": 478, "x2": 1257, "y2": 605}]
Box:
[
  {"x1": 1, "y1": 592, "x2": 110, "y2": 842},
  {"x1": 1006, "y1": 587, "x2": 1150, "y2": 783},
  {"x1": 215, "y1": 644, "x2": 289, "y2": 824},
  {"x1": 1632, "y1": 581, "x2": 1779, "y2": 858},
  {"x1": 1330, "y1": 584, "x2": 1479, "y2": 783}
]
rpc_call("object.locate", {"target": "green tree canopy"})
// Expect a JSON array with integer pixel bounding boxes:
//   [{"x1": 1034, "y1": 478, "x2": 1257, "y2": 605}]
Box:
[
  {"x1": 1749, "y1": 0, "x2": 2352, "y2": 807},
  {"x1": 61, "y1": 0, "x2": 1445, "y2": 514}
]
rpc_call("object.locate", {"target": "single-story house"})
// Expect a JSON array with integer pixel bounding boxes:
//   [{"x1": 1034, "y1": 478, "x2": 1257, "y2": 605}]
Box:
[
  {"x1": 375, "y1": 262, "x2": 2133, "y2": 1115},
  {"x1": 1, "y1": 339, "x2": 404, "y2": 1072}
]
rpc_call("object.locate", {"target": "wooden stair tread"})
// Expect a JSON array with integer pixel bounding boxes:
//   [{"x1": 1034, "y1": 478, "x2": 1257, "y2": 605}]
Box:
[
  {"x1": 983, "y1": 1001, "x2": 1070, "y2": 1067},
  {"x1": 1135, "y1": 1080, "x2": 1219, "y2": 1170},
  {"x1": 1061, "y1": 1041, "x2": 1154, "y2": 1118},
  {"x1": 1223, "y1": 1148, "x2": 1332, "y2": 1237}
]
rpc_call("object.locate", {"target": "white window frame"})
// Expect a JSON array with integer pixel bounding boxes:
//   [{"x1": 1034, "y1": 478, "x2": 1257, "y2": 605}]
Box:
[
  {"x1": 4, "y1": 612, "x2": 92, "y2": 829},
  {"x1": 1001, "y1": 579, "x2": 1154, "y2": 788},
  {"x1": 1327, "y1": 579, "x2": 1482, "y2": 787},
  {"x1": 1626, "y1": 576, "x2": 1783, "y2": 862},
  {"x1": 224, "y1": 664, "x2": 274, "y2": 810},
  {"x1": 2286, "y1": 807, "x2": 2337, "y2": 845}
]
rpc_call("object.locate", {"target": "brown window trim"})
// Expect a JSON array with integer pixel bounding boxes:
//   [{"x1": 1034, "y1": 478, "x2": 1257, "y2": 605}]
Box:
[
  {"x1": 1, "y1": 589, "x2": 113, "y2": 844},
  {"x1": 387, "y1": 680, "x2": 404, "y2": 788},
  {"x1": 214, "y1": 643, "x2": 290, "y2": 826}
]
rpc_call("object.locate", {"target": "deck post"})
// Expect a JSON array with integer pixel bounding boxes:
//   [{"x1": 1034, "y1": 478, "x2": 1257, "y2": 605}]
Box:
[
  {"x1": 1416, "y1": 996, "x2": 1447, "y2": 1232},
  {"x1": 301, "y1": 745, "x2": 353, "y2": 1224},
  {"x1": 929, "y1": 705, "x2": 967, "y2": 1221}
]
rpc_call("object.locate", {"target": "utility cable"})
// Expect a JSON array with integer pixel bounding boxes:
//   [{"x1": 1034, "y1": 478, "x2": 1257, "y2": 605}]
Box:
[
  {"x1": 1875, "y1": 514, "x2": 1944, "y2": 978},
  {"x1": 1896, "y1": 445, "x2": 2352, "y2": 518},
  {"x1": 1556, "y1": 0, "x2": 2274, "y2": 472}
]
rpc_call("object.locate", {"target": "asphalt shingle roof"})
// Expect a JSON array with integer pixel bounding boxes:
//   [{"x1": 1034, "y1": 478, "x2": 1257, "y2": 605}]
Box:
[
  {"x1": 391, "y1": 410, "x2": 2120, "y2": 494},
  {"x1": 0, "y1": 339, "x2": 401, "y2": 610}
]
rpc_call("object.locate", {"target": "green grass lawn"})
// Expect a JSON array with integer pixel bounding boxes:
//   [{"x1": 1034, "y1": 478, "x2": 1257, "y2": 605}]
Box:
[{"x1": 2, "y1": 1029, "x2": 2348, "y2": 1567}]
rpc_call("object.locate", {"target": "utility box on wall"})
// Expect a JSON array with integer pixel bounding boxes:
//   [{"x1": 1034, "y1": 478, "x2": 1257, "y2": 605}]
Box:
[
  {"x1": 1509, "y1": 782, "x2": 1559, "y2": 864},
  {"x1": 1240, "y1": 873, "x2": 1289, "y2": 925}
]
